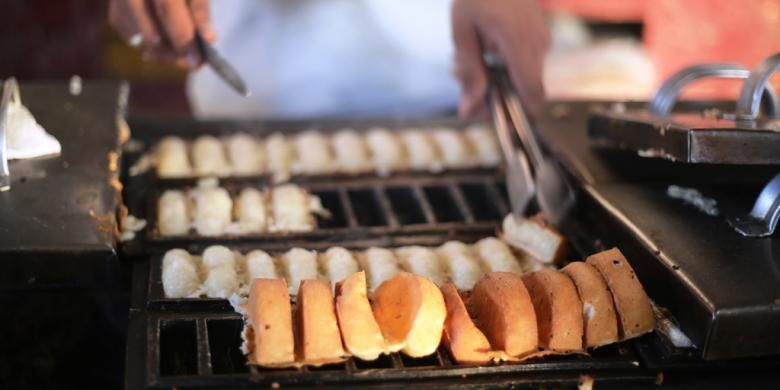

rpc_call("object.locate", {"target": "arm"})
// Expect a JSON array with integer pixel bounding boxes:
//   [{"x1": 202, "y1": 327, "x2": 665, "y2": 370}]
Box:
[
  {"x1": 451, "y1": 0, "x2": 550, "y2": 117},
  {"x1": 109, "y1": 0, "x2": 215, "y2": 69}
]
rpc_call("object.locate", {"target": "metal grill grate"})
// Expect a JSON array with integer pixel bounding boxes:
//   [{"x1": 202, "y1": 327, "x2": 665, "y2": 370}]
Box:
[
  {"x1": 141, "y1": 311, "x2": 653, "y2": 389},
  {"x1": 146, "y1": 231, "x2": 501, "y2": 311},
  {"x1": 126, "y1": 120, "x2": 650, "y2": 388},
  {"x1": 144, "y1": 175, "x2": 509, "y2": 253}
]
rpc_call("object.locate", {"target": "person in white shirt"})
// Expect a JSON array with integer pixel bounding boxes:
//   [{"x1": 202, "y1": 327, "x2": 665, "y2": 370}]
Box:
[{"x1": 109, "y1": 0, "x2": 548, "y2": 119}]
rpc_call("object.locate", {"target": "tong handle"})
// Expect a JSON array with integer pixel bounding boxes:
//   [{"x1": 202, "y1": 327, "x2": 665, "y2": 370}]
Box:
[
  {"x1": 486, "y1": 56, "x2": 544, "y2": 169},
  {"x1": 737, "y1": 52, "x2": 780, "y2": 120},
  {"x1": 648, "y1": 63, "x2": 780, "y2": 118}
]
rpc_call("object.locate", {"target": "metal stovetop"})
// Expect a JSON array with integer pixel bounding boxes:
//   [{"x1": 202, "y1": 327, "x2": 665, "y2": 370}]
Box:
[{"x1": 541, "y1": 101, "x2": 780, "y2": 360}]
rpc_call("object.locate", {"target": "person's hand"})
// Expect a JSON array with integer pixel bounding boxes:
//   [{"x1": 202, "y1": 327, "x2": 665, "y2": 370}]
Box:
[
  {"x1": 109, "y1": 0, "x2": 216, "y2": 69},
  {"x1": 452, "y1": 0, "x2": 549, "y2": 118}
]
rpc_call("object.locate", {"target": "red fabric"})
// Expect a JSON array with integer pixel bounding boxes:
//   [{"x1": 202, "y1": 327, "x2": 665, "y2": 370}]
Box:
[
  {"x1": 541, "y1": 0, "x2": 780, "y2": 99},
  {"x1": 644, "y1": 0, "x2": 780, "y2": 99}
]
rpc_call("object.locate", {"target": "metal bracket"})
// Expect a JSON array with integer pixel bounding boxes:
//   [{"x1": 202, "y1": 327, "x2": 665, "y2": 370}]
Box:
[
  {"x1": 736, "y1": 52, "x2": 780, "y2": 120},
  {"x1": 728, "y1": 173, "x2": 780, "y2": 237},
  {"x1": 0, "y1": 78, "x2": 19, "y2": 192},
  {"x1": 649, "y1": 63, "x2": 780, "y2": 117}
]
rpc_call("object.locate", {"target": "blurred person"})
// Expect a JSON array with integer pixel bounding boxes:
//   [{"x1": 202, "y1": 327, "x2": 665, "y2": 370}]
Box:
[{"x1": 110, "y1": 0, "x2": 549, "y2": 119}]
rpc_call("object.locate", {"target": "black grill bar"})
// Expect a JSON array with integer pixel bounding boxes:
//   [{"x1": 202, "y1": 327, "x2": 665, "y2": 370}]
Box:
[
  {"x1": 435, "y1": 349, "x2": 451, "y2": 367},
  {"x1": 373, "y1": 185, "x2": 399, "y2": 228},
  {"x1": 411, "y1": 184, "x2": 437, "y2": 224},
  {"x1": 448, "y1": 183, "x2": 476, "y2": 224},
  {"x1": 390, "y1": 353, "x2": 405, "y2": 369},
  {"x1": 337, "y1": 187, "x2": 359, "y2": 228},
  {"x1": 142, "y1": 175, "x2": 504, "y2": 254},
  {"x1": 196, "y1": 318, "x2": 212, "y2": 376},
  {"x1": 486, "y1": 179, "x2": 510, "y2": 217},
  {"x1": 142, "y1": 311, "x2": 657, "y2": 389},
  {"x1": 147, "y1": 317, "x2": 161, "y2": 385},
  {"x1": 344, "y1": 357, "x2": 357, "y2": 374}
]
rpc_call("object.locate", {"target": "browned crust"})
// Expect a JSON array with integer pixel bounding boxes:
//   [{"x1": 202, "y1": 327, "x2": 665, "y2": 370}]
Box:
[
  {"x1": 440, "y1": 283, "x2": 494, "y2": 364},
  {"x1": 499, "y1": 212, "x2": 567, "y2": 264},
  {"x1": 522, "y1": 269, "x2": 584, "y2": 352},
  {"x1": 528, "y1": 213, "x2": 568, "y2": 262},
  {"x1": 297, "y1": 279, "x2": 347, "y2": 365},
  {"x1": 401, "y1": 274, "x2": 447, "y2": 357},
  {"x1": 371, "y1": 272, "x2": 422, "y2": 351},
  {"x1": 248, "y1": 279, "x2": 296, "y2": 366},
  {"x1": 586, "y1": 248, "x2": 656, "y2": 340},
  {"x1": 334, "y1": 271, "x2": 386, "y2": 360},
  {"x1": 561, "y1": 262, "x2": 619, "y2": 348},
  {"x1": 470, "y1": 272, "x2": 538, "y2": 357}
]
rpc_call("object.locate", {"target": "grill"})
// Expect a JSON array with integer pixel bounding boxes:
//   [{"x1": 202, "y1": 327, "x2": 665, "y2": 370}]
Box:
[
  {"x1": 130, "y1": 258, "x2": 661, "y2": 389},
  {"x1": 143, "y1": 175, "x2": 508, "y2": 252},
  {"x1": 123, "y1": 115, "x2": 780, "y2": 389},
  {"x1": 123, "y1": 118, "x2": 512, "y2": 254}
]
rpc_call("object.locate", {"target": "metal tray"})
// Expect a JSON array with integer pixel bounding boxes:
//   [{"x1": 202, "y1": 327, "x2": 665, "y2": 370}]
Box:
[
  {"x1": 130, "y1": 172, "x2": 510, "y2": 255},
  {"x1": 124, "y1": 117, "x2": 497, "y2": 185},
  {"x1": 588, "y1": 109, "x2": 780, "y2": 164},
  {"x1": 124, "y1": 114, "x2": 780, "y2": 388},
  {"x1": 587, "y1": 58, "x2": 780, "y2": 165},
  {"x1": 122, "y1": 119, "x2": 512, "y2": 255},
  {"x1": 132, "y1": 309, "x2": 654, "y2": 389},
  {"x1": 145, "y1": 231, "x2": 522, "y2": 312},
  {"x1": 125, "y1": 221, "x2": 661, "y2": 389}
]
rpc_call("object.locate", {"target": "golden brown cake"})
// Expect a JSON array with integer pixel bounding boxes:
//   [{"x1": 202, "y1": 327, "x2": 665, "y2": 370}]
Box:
[
  {"x1": 470, "y1": 272, "x2": 538, "y2": 357},
  {"x1": 371, "y1": 272, "x2": 446, "y2": 357},
  {"x1": 522, "y1": 269, "x2": 585, "y2": 352},
  {"x1": 334, "y1": 271, "x2": 386, "y2": 360},
  {"x1": 586, "y1": 248, "x2": 656, "y2": 340},
  {"x1": 561, "y1": 261, "x2": 619, "y2": 348},
  {"x1": 296, "y1": 279, "x2": 347, "y2": 365},
  {"x1": 247, "y1": 278, "x2": 295, "y2": 366},
  {"x1": 440, "y1": 283, "x2": 494, "y2": 364}
]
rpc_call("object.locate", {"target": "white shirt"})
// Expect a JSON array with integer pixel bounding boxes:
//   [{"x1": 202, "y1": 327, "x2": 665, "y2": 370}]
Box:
[{"x1": 188, "y1": 0, "x2": 459, "y2": 119}]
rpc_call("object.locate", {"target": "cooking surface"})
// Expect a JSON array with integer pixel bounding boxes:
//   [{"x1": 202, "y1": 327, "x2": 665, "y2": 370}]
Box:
[
  {"x1": 0, "y1": 82, "x2": 124, "y2": 289},
  {"x1": 542, "y1": 101, "x2": 780, "y2": 359},
  {"x1": 0, "y1": 82, "x2": 122, "y2": 251},
  {"x1": 582, "y1": 182, "x2": 780, "y2": 360},
  {"x1": 0, "y1": 82, "x2": 128, "y2": 388},
  {"x1": 588, "y1": 108, "x2": 780, "y2": 164},
  {"x1": 122, "y1": 107, "x2": 780, "y2": 389},
  {"x1": 540, "y1": 101, "x2": 780, "y2": 185},
  {"x1": 126, "y1": 236, "x2": 662, "y2": 389}
]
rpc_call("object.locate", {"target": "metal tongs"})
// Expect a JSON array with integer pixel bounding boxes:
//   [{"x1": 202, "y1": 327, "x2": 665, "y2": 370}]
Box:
[
  {"x1": 487, "y1": 56, "x2": 575, "y2": 226},
  {"x1": 194, "y1": 31, "x2": 250, "y2": 97}
]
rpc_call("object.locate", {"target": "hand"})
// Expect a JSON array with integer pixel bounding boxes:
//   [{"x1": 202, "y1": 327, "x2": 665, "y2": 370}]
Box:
[
  {"x1": 109, "y1": 0, "x2": 216, "y2": 69},
  {"x1": 452, "y1": 0, "x2": 550, "y2": 118}
]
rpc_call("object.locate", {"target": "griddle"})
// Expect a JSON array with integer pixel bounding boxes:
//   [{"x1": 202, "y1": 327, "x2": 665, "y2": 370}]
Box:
[
  {"x1": 125, "y1": 206, "x2": 661, "y2": 389},
  {"x1": 0, "y1": 81, "x2": 125, "y2": 289},
  {"x1": 587, "y1": 56, "x2": 780, "y2": 165},
  {"x1": 541, "y1": 101, "x2": 780, "y2": 360},
  {"x1": 0, "y1": 81, "x2": 127, "y2": 388},
  {"x1": 123, "y1": 115, "x2": 780, "y2": 389},
  {"x1": 588, "y1": 110, "x2": 780, "y2": 164},
  {"x1": 121, "y1": 119, "x2": 508, "y2": 255},
  {"x1": 142, "y1": 175, "x2": 507, "y2": 252}
]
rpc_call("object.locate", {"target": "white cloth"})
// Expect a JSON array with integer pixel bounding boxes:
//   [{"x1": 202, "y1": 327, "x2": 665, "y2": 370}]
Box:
[{"x1": 188, "y1": 0, "x2": 458, "y2": 119}]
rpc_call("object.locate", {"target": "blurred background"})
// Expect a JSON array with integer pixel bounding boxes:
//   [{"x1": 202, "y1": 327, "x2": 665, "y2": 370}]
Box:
[
  {"x1": 2, "y1": 1, "x2": 780, "y2": 388},
  {"x1": 3, "y1": 0, "x2": 780, "y2": 118}
]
